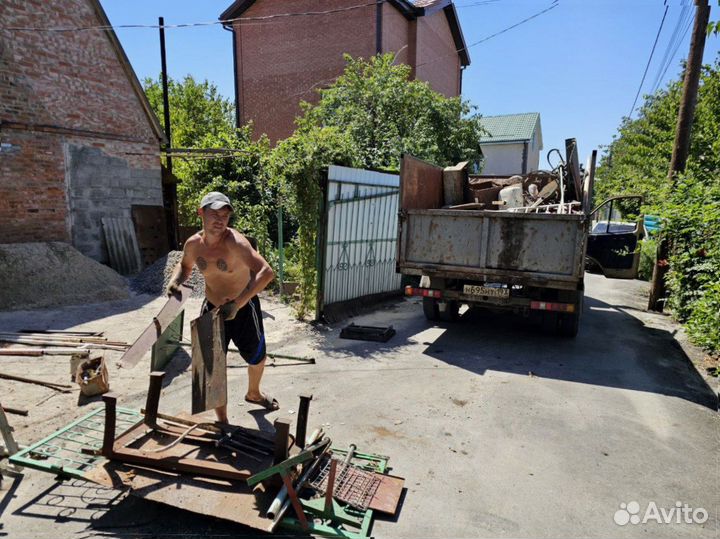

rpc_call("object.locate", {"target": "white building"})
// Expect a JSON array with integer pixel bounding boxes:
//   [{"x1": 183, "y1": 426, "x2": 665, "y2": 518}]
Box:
[{"x1": 479, "y1": 113, "x2": 543, "y2": 175}]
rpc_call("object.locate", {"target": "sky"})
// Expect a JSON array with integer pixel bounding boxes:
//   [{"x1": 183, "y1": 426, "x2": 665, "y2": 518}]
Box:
[{"x1": 101, "y1": 0, "x2": 720, "y2": 166}]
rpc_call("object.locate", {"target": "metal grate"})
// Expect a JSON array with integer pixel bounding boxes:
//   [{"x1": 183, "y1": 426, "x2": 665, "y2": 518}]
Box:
[
  {"x1": 10, "y1": 406, "x2": 141, "y2": 479},
  {"x1": 309, "y1": 454, "x2": 382, "y2": 510}
]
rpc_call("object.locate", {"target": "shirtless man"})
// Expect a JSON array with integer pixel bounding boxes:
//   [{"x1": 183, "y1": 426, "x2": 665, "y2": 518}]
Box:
[{"x1": 166, "y1": 192, "x2": 276, "y2": 422}]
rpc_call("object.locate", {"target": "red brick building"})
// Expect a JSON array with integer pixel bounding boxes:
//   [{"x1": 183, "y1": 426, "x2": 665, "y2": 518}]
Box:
[
  {"x1": 219, "y1": 0, "x2": 470, "y2": 143},
  {"x1": 1, "y1": 0, "x2": 166, "y2": 263}
]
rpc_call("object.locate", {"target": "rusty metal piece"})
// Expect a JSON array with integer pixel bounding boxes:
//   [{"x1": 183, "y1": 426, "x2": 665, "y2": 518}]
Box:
[
  {"x1": 309, "y1": 458, "x2": 381, "y2": 510},
  {"x1": 273, "y1": 418, "x2": 291, "y2": 464},
  {"x1": 400, "y1": 154, "x2": 443, "y2": 210},
  {"x1": 120, "y1": 284, "x2": 191, "y2": 368},
  {"x1": 0, "y1": 372, "x2": 72, "y2": 392},
  {"x1": 190, "y1": 307, "x2": 227, "y2": 414},
  {"x1": 144, "y1": 371, "x2": 164, "y2": 426},
  {"x1": 296, "y1": 394, "x2": 312, "y2": 448}
]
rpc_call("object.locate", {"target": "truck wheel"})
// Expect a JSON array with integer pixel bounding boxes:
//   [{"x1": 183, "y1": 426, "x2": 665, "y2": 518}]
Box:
[
  {"x1": 423, "y1": 297, "x2": 439, "y2": 321},
  {"x1": 557, "y1": 311, "x2": 580, "y2": 338},
  {"x1": 557, "y1": 290, "x2": 583, "y2": 338},
  {"x1": 439, "y1": 300, "x2": 460, "y2": 322}
]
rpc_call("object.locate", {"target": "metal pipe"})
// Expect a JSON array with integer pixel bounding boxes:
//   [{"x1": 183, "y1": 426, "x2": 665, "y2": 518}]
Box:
[{"x1": 267, "y1": 437, "x2": 331, "y2": 529}]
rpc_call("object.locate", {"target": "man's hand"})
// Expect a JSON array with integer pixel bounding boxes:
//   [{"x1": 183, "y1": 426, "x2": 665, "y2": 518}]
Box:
[
  {"x1": 165, "y1": 280, "x2": 182, "y2": 297},
  {"x1": 220, "y1": 300, "x2": 241, "y2": 321}
]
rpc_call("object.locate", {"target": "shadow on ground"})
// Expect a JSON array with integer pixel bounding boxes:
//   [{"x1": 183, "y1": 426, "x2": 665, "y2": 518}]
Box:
[{"x1": 321, "y1": 294, "x2": 718, "y2": 411}]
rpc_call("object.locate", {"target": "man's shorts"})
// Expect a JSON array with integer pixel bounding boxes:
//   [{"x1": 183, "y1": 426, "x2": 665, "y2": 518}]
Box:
[{"x1": 201, "y1": 296, "x2": 266, "y2": 365}]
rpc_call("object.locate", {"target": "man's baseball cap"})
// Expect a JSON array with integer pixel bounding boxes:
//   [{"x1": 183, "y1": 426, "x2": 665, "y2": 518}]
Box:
[{"x1": 200, "y1": 191, "x2": 234, "y2": 211}]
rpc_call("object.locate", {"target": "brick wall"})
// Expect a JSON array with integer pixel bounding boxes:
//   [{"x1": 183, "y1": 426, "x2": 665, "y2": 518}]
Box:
[
  {"x1": 0, "y1": 0, "x2": 162, "y2": 261},
  {"x1": 414, "y1": 11, "x2": 461, "y2": 98},
  {"x1": 382, "y1": 3, "x2": 410, "y2": 66},
  {"x1": 231, "y1": 1, "x2": 463, "y2": 143},
  {"x1": 234, "y1": 0, "x2": 377, "y2": 143}
]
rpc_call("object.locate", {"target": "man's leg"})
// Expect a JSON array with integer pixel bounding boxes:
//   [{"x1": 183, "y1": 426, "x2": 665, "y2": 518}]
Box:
[
  {"x1": 246, "y1": 356, "x2": 267, "y2": 402},
  {"x1": 215, "y1": 404, "x2": 228, "y2": 423}
]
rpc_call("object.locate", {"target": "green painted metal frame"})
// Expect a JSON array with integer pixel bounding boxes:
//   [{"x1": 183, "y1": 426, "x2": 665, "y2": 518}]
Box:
[
  {"x1": 279, "y1": 447, "x2": 390, "y2": 539},
  {"x1": 9, "y1": 406, "x2": 141, "y2": 479},
  {"x1": 151, "y1": 310, "x2": 184, "y2": 371}
]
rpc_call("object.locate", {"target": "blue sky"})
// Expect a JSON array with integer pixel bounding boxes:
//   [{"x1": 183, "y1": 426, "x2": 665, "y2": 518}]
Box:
[{"x1": 101, "y1": 0, "x2": 720, "y2": 165}]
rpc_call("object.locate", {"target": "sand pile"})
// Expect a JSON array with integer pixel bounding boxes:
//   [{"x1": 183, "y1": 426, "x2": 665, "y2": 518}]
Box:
[{"x1": 0, "y1": 242, "x2": 129, "y2": 311}]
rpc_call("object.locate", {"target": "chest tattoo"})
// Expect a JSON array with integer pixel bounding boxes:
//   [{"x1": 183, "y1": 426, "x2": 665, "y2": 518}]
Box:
[
  {"x1": 196, "y1": 256, "x2": 208, "y2": 271},
  {"x1": 216, "y1": 258, "x2": 228, "y2": 272}
]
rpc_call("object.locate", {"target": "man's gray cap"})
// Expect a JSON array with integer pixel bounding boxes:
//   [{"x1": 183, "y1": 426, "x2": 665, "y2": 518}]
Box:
[{"x1": 200, "y1": 191, "x2": 234, "y2": 211}]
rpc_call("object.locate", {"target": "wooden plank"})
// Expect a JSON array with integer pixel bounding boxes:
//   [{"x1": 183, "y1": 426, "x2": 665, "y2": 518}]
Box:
[
  {"x1": 400, "y1": 154, "x2": 443, "y2": 210},
  {"x1": 120, "y1": 284, "x2": 191, "y2": 368},
  {"x1": 190, "y1": 308, "x2": 227, "y2": 414}
]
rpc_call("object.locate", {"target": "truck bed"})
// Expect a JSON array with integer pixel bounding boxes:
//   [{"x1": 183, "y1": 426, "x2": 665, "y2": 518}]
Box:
[{"x1": 397, "y1": 208, "x2": 587, "y2": 290}]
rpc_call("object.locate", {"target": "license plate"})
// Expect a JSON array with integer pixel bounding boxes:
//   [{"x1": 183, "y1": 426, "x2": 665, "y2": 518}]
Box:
[{"x1": 463, "y1": 285, "x2": 509, "y2": 299}]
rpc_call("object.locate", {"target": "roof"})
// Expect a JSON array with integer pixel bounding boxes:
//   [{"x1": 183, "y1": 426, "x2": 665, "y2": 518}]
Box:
[
  {"x1": 219, "y1": 0, "x2": 469, "y2": 67},
  {"x1": 90, "y1": 0, "x2": 166, "y2": 144},
  {"x1": 478, "y1": 113, "x2": 542, "y2": 145}
]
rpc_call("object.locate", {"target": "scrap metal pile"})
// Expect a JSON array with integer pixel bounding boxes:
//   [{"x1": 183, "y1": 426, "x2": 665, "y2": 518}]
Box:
[{"x1": 446, "y1": 141, "x2": 589, "y2": 215}]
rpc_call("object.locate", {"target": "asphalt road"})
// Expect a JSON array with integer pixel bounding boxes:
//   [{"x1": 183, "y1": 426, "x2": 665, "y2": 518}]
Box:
[{"x1": 0, "y1": 273, "x2": 717, "y2": 538}]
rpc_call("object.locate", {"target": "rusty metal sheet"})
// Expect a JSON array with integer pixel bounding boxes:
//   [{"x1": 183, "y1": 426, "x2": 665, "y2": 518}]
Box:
[
  {"x1": 101, "y1": 217, "x2": 143, "y2": 275},
  {"x1": 369, "y1": 473, "x2": 405, "y2": 515},
  {"x1": 85, "y1": 461, "x2": 274, "y2": 531},
  {"x1": 120, "y1": 285, "x2": 191, "y2": 368},
  {"x1": 400, "y1": 154, "x2": 443, "y2": 210},
  {"x1": 191, "y1": 308, "x2": 227, "y2": 414}
]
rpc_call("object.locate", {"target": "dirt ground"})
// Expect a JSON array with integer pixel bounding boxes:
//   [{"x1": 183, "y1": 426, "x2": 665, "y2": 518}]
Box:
[{"x1": 1, "y1": 274, "x2": 718, "y2": 539}]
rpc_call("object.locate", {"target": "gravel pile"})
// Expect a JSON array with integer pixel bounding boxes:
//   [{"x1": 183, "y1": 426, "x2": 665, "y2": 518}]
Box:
[
  {"x1": 0, "y1": 242, "x2": 129, "y2": 310},
  {"x1": 130, "y1": 251, "x2": 206, "y2": 298}
]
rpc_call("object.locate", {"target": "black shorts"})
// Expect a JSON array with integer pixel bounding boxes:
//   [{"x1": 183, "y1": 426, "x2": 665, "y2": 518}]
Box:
[{"x1": 202, "y1": 296, "x2": 266, "y2": 365}]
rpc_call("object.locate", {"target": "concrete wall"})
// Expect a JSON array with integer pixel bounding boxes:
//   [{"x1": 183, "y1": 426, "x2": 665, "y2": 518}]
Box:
[
  {"x1": 66, "y1": 145, "x2": 162, "y2": 262},
  {"x1": 0, "y1": 0, "x2": 162, "y2": 261},
  {"x1": 234, "y1": 0, "x2": 377, "y2": 144}
]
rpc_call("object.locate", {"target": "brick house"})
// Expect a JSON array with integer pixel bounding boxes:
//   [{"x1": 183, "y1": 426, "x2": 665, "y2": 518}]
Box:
[
  {"x1": 219, "y1": 0, "x2": 470, "y2": 143},
  {"x1": 0, "y1": 0, "x2": 167, "y2": 264}
]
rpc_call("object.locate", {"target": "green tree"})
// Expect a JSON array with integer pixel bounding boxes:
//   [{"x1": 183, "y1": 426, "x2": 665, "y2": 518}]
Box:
[
  {"x1": 597, "y1": 53, "x2": 720, "y2": 354},
  {"x1": 297, "y1": 53, "x2": 484, "y2": 170},
  {"x1": 270, "y1": 53, "x2": 486, "y2": 318},
  {"x1": 143, "y1": 76, "x2": 273, "y2": 252}
]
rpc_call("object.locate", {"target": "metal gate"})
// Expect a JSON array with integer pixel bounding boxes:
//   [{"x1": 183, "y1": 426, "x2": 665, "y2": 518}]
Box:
[{"x1": 317, "y1": 166, "x2": 401, "y2": 319}]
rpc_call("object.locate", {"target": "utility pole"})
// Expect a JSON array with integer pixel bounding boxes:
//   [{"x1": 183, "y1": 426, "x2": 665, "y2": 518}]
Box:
[
  {"x1": 159, "y1": 16, "x2": 179, "y2": 250},
  {"x1": 648, "y1": 0, "x2": 710, "y2": 312}
]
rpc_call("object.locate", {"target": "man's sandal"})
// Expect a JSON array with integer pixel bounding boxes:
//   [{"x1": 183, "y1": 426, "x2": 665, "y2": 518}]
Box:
[{"x1": 244, "y1": 394, "x2": 279, "y2": 411}]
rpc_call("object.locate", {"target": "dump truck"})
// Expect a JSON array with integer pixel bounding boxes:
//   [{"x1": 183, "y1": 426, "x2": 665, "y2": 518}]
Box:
[{"x1": 396, "y1": 140, "x2": 642, "y2": 337}]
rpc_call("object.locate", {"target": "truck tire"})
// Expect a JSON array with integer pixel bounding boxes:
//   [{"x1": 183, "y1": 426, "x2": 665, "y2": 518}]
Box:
[
  {"x1": 557, "y1": 311, "x2": 580, "y2": 338},
  {"x1": 423, "y1": 297, "x2": 439, "y2": 321},
  {"x1": 557, "y1": 286, "x2": 583, "y2": 338},
  {"x1": 439, "y1": 300, "x2": 460, "y2": 322}
]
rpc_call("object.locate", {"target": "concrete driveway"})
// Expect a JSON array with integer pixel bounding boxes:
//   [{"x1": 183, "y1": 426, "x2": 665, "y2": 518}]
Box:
[{"x1": 0, "y1": 273, "x2": 717, "y2": 538}]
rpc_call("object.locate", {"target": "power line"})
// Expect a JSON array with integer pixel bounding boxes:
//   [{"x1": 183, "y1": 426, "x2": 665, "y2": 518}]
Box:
[
  {"x1": 415, "y1": 0, "x2": 559, "y2": 69},
  {"x1": 651, "y1": 3, "x2": 693, "y2": 93},
  {"x1": 0, "y1": 2, "x2": 379, "y2": 32},
  {"x1": 654, "y1": 9, "x2": 694, "y2": 92},
  {"x1": 628, "y1": 2, "x2": 668, "y2": 118}
]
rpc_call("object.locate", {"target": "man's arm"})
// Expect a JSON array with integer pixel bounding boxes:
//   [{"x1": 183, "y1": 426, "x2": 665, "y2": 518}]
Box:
[
  {"x1": 226, "y1": 234, "x2": 275, "y2": 308},
  {"x1": 165, "y1": 240, "x2": 197, "y2": 296}
]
